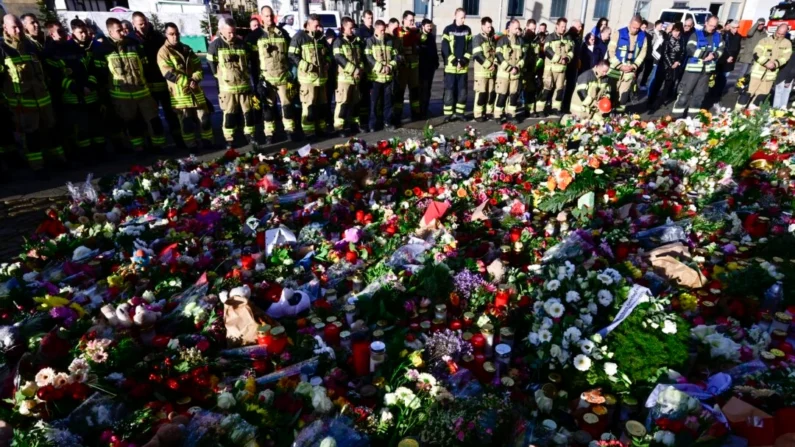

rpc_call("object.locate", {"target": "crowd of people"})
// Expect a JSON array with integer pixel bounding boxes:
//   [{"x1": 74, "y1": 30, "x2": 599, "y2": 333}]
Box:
[{"x1": 0, "y1": 7, "x2": 794, "y2": 179}]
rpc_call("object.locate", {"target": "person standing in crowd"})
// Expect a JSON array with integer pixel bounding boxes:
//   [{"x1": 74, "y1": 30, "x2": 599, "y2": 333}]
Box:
[
  {"x1": 711, "y1": 20, "x2": 741, "y2": 103},
  {"x1": 357, "y1": 10, "x2": 375, "y2": 126},
  {"x1": 538, "y1": 23, "x2": 547, "y2": 34},
  {"x1": 121, "y1": 20, "x2": 136, "y2": 39},
  {"x1": 324, "y1": 28, "x2": 337, "y2": 131},
  {"x1": 365, "y1": 19, "x2": 397, "y2": 131},
  {"x1": 773, "y1": 42, "x2": 795, "y2": 109},
  {"x1": 562, "y1": 19, "x2": 583, "y2": 112},
  {"x1": 570, "y1": 59, "x2": 611, "y2": 120},
  {"x1": 607, "y1": 16, "x2": 646, "y2": 114},
  {"x1": 591, "y1": 17, "x2": 608, "y2": 42},
  {"x1": 737, "y1": 18, "x2": 767, "y2": 85},
  {"x1": 672, "y1": 16, "x2": 723, "y2": 118},
  {"x1": 1, "y1": 14, "x2": 63, "y2": 177},
  {"x1": 244, "y1": 9, "x2": 265, "y2": 90},
  {"x1": 472, "y1": 17, "x2": 497, "y2": 122},
  {"x1": 643, "y1": 21, "x2": 666, "y2": 93},
  {"x1": 579, "y1": 31, "x2": 604, "y2": 74},
  {"x1": 394, "y1": 11, "x2": 421, "y2": 122},
  {"x1": 332, "y1": 17, "x2": 364, "y2": 136},
  {"x1": 386, "y1": 18, "x2": 403, "y2": 125},
  {"x1": 647, "y1": 22, "x2": 683, "y2": 112},
  {"x1": 290, "y1": 14, "x2": 331, "y2": 139},
  {"x1": 736, "y1": 23, "x2": 792, "y2": 111},
  {"x1": 418, "y1": 18, "x2": 438, "y2": 119},
  {"x1": 535, "y1": 18, "x2": 572, "y2": 116},
  {"x1": 675, "y1": 18, "x2": 696, "y2": 87},
  {"x1": 132, "y1": 12, "x2": 177, "y2": 148},
  {"x1": 255, "y1": 6, "x2": 296, "y2": 143},
  {"x1": 250, "y1": 17, "x2": 260, "y2": 33},
  {"x1": 358, "y1": 10, "x2": 375, "y2": 40},
  {"x1": 441, "y1": 8, "x2": 472, "y2": 122},
  {"x1": 208, "y1": 18, "x2": 256, "y2": 148},
  {"x1": 525, "y1": 19, "x2": 536, "y2": 41},
  {"x1": 494, "y1": 19, "x2": 526, "y2": 122},
  {"x1": 523, "y1": 21, "x2": 540, "y2": 116},
  {"x1": 20, "y1": 14, "x2": 43, "y2": 51},
  {"x1": 639, "y1": 20, "x2": 662, "y2": 88},
  {"x1": 157, "y1": 22, "x2": 213, "y2": 150}
]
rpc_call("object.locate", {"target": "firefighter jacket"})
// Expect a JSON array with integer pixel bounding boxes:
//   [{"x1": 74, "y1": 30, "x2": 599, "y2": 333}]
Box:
[
  {"x1": 607, "y1": 27, "x2": 648, "y2": 79},
  {"x1": 684, "y1": 30, "x2": 724, "y2": 73},
  {"x1": 289, "y1": 29, "x2": 330, "y2": 87},
  {"x1": 365, "y1": 34, "x2": 398, "y2": 83},
  {"x1": 136, "y1": 28, "x2": 168, "y2": 93},
  {"x1": 570, "y1": 68, "x2": 610, "y2": 115},
  {"x1": 256, "y1": 25, "x2": 292, "y2": 86},
  {"x1": 441, "y1": 22, "x2": 472, "y2": 74},
  {"x1": 103, "y1": 36, "x2": 151, "y2": 100},
  {"x1": 419, "y1": 30, "x2": 439, "y2": 79},
  {"x1": 543, "y1": 31, "x2": 573, "y2": 73},
  {"x1": 396, "y1": 26, "x2": 420, "y2": 69},
  {"x1": 333, "y1": 34, "x2": 363, "y2": 84},
  {"x1": 43, "y1": 39, "x2": 99, "y2": 106},
  {"x1": 0, "y1": 32, "x2": 52, "y2": 109},
  {"x1": 157, "y1": 41, "x2": 206, "y2": 109},
  {"x1": 472, "y1": 31, "x2": 497, "y2": 79},
  {"x1": 207, "y1": 34, "x2": 252, "y2": 94},
  {"x1": 751, "y1": 35, "x2": 793, "y2": 81},
  {"x1": 496, "y1": 34, "x2": 526, "y2": 81}
]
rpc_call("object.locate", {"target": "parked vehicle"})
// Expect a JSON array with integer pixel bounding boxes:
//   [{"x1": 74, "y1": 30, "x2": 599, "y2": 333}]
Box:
[{"x1": 658, "y1": 8, "x2": 711, "y2": 30}]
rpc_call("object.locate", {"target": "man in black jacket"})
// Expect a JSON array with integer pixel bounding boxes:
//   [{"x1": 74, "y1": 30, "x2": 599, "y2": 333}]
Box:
[
  {"x1": 710, "y1": 20, "x2": 741, "y2": 104},
  {"x1": 418, "y1": 18, "x2": 439, "y2": 119},
  {"x1": 357, "y1": 10, "x2": 375, "y2": 126}
]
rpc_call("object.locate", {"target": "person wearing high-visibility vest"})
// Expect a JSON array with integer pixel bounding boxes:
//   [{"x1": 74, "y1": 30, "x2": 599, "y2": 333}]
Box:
[
  {"x1": 607, "y1": 16, "x2": 647, "y2": 114},
  {"x1": 207, "y1": 18, "x2": 256, "y2": 149},
  {"x1": 0, "y1": 14, "x2": 64, "y2": 176},
  {"x1": 493, "y1": 19, "x2": 526, "y2": 123},
  {"x1": 394, "y1": 11, "x2": 421, "y2": 121},
  {"x1": 332, "y1": 17, "x2": 365, "y2": 136},
  {"x1": 157, "y1": 23, "x2": 214, "y2": 150},
  {"x1": 535, "y1": 18, "x2": 573, "y2": 116},
  {"x1": 255, "y1": 6, "x2": 297, "y2": 144},
  {"x1": 736, "y1": 23, "x2": 792, "y2": 111},
  {"x1": 471, "y1": 17, "x2": 497, "y2": 122},
  {"x1": 671, "y1": 16, "x2": 723, "y2": 118},
  {"x1": 440, "y1": 8, "x2": 472, "y2": 122},
  {"x1": 365, "y1": 20, "x2": 398, "y2": 131},
  {"x1": 289, "y1": 14, "x2": 332, "y2": 139},
  {"x1": 570, "y1": 59, "x2": 611, "y2": 121}
]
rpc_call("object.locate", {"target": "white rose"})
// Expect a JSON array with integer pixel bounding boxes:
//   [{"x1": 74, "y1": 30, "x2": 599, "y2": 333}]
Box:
[
  {"x1": 662, "y1": 320, "x2": 678, "y2": 334},
  {"x1": 217, "y1": 391, "x2": 236, "y2": 410},
  {"x1": 603, "y1": 362, "x2": 618, "y2": 376}
]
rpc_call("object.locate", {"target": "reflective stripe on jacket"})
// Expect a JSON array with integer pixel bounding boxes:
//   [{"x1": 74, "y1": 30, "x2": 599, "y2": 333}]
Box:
[
  {"x1": 257, "y1": 26, "x2": 292, "y2": 85},
  {"x1": 496, "y1": 34, "x2": 526, "y2": 80},
  {"x1": 472, "y1": 32, "x2": 497, "y2": 79},
  {"x1": 397, "y1": 26, "x2": 420, "y2": 68},
  {"x1": 44, "y1": 39, "x2": 99, "y2": 105},
  {"x1": 289, "y1": 30, "x2": 330, "y2": 86},
  {"x1": 0, "y1": 36, "x2": 51, "y2": 108},
  {"x1": 365, "y1": 35, "x2": 397, "y2": 83},
  {"x1": 685, "y1": 30, "x2": 724, "y2": 73},
  {"x1": 544, "y1": 32, "x2": 573, "y2": 72},
  {"x1": 441, "y1": 22, "x2": 472, "y2": 74},
  {"x1": 751, "y1": 36, "x2": 793, "y2": 81},
  {"x1": 570, "y1": 68, "x2": 610, "y2": 114},
  {"x1": 608, "y1": 27, "x2": 647, "y2": 78},
  {"x1": 333, "y1": 35, "x2": 363, "y2": 84},
  {"x1": 207, "y1": 35, "x2": 252, "y2": 93},
  {"x1": 157, "y1": 41, "x2": 206, "y2": 109},
  {"x1": 105, "y1": 36, "x2": 151, "y2": 100}
]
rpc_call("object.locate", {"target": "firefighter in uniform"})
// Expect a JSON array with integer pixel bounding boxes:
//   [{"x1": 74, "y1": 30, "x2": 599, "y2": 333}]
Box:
[
  {"x1": 607, "y1": 16, "x2": 646, "y2": 114},
  {"x1": 736, "y1": 23, "x2": 792, "y2": 111},
  {"x1": 472, "y1": 17, "x2": 497, "y2": 122},
  {"x1": 365, "y1": 20, "x2": 397, "y2": 131},
  {"x1": 208, "y1": 18, "x2": 256, "y2": 149},
  {"x1": 1, "y1": 14, "x2": 64, "y2": 175},
  {"x1": 535, "y1": 18, "x2": 573, "y2": 115},
  {"x1": 441, "y1": 8, "x2": 472, "y2": 122},
  {"x1": 333, "y1": 17, "x2": 364, "y2": 136},
  {"x1": 570, "y1": 60, "x2": 611, "y2": 121},
  {"x1": 102, "y1": 17, "x2": 166, "y2": 154},
  {"x1": 256, "y1": 6, "x2": 297, "y2": 144},
  {"x1": 289, "y1": 14, "x2": 331, "y2": 139},
  {"x1": 672, "y1": 16, "x2": 723, "y2": 118},
  {"x1": 394, "y1": 11, "x2": 421, "y2": 121},
  {"x1": 494, "y1": 19, "x2": 526, "y2": 123},
  {"x1": 133, "y1": 12, "x2": 178, "y2": 147},
  {"x1": 158, "y1": 23, "x2": 214, "y2": 150}
]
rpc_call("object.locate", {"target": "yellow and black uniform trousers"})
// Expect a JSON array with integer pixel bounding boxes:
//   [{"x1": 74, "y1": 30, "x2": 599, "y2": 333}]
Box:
[
  {"x1": 536, "y1": 31, "x2": 573, "y2": 113},
  {"x1": 570, "y1": 68, "x2": 611, "y2": 120},
  {"x1": 607, "y1": 27, "x2": 647, "y2": 113},
  {"x1": 673, "y1": 30, "x2": 724, "y2": 117},
  {"x1": 289, "y1": 30, "x2": 331, "y2": 137},
  {"x1": 137, "y1": 29, "x2": 180, "y2": 144},
  {"x1": 158, "y1": 41, "x2": 213, "y2": 148},
  {"x1": 394, "y1": 26, "x2": 421, "y2": 120},
  {"x1": 737, "y1": 36, "x2": 792, "y2": 110},
  {"x1": 441, "y1": 22, "x2": 472, "y2": 117},
  {"x1": 43, "y1": 39, "x2": 106, "y2": 161},
  {"x1": 256, "y1": 26, "x2": 296, "y2": 138},
  {"x1": 103, "y1": 36, "x2": 166, "y2": 151},
  {"x1": 472, "y1": 32, "x2": 497, "y2": 119},
  {"x1": 0, "y1": 33, "x2": 64, "y2": 170},
  {"x1": 365, "y1": 35, "x2": 398, "y2": 130},
  {"x1": 333, "y1": 34, "x2": 364, "y2": 131},
  {"x1": 208, "y1": 35, "x2": 255, "y2": 144},
  {"x1": 494, "y1": 34, "x2": 526, "y2": 119}
]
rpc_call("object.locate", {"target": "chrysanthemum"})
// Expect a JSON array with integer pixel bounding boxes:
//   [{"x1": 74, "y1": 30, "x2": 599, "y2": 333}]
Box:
[{"x1": 35, "y1": 367, "x2": 56, "y2": 387}]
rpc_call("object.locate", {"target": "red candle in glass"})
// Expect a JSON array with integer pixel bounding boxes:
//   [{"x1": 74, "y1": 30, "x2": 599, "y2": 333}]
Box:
[
  {"x1": 267, "y1": 327, "x2": 288, "y2": 355},
  {"x1": 471, "y1": 333, "x2": 486, "y2": 353},
  {"x1": 449, "y1": 319, "x2": 462, "y2": 331},
  {"x1": 352, "y1": 339, "x2": 370, "y2": 377},
  {"x1": 495, "y1": 289, "x2": 510, "y2": 308},
  {"x1": 324, "y1": 323, "x2": 341, "y2": 347}
]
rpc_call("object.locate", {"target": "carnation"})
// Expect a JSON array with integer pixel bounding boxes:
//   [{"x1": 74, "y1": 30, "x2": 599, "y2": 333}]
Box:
[
  {"x1": 538, "y1": 329, "x2": 552, "y2": 343},
  {"x1": 597, "y1": 273, "x2": 613, "y2": 285},
  {"x1": 597, "y1": 289, "x2": 613, "y2": 306},
  {"x1": 574, "y1": 354, "x2": 592, "y2": 372},
  {"x1": 35, "y1": 367, "x2": 56, "y2": 387},
  {"x1": 565, "y1": 290, "x2": 581, "y2": 303},
  {"x1": 603, "y1": 362, "x2": 618, "y2": 376},
  {"x1": 546, "y1": 279, "x2": 561, "y2": 291}
]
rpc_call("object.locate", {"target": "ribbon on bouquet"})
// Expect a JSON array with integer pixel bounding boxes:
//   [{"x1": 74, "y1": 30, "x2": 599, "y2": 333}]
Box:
[{"x1": 597, "y1": 284, "x2": 652, "y2": 337}]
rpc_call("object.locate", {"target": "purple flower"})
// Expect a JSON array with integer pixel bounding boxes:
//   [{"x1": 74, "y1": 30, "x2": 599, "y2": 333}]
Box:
[{"x1": 453, "y1": 270, "x2": 483, "y2": 299}]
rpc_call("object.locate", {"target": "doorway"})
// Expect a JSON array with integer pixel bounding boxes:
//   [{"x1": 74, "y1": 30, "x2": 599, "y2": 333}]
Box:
[{"x1": 709, "y1": 3, "x2": 723, "y2": 19}]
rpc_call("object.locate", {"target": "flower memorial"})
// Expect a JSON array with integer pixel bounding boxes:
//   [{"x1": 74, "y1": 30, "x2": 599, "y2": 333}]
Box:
[{"x1": 2, "y1": 108, "x2": 795, "y2": 447}]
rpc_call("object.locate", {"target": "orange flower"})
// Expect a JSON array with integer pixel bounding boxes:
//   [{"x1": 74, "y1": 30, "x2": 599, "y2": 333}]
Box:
[
  {"x1": 557, "y1": 170, "x2": 573, "y2": 191},
  {"x1": 457, "y1": 188, "x2": 467, "y2": 198},
  {"x1": 573, "y1": 164, "x2": 584, "y2": 174},
  {"x1": 546, "y1": 176, "x2": 557, "y2": 191},
  {"x1": 588, "y1": 156, "x2": 601, "y2": 169}
]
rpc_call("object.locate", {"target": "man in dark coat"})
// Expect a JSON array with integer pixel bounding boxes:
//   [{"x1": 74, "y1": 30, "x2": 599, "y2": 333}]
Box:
[
  {"x1": 710, "y1": 20, "x2": 741, "y2": 103},
  {"x1": 418, "y1": 18, "x2": 439, "y2": 119}
]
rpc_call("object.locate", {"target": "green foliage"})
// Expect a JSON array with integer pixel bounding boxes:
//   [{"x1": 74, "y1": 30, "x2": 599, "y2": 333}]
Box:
[
  {"x1": 410, "y1": 261, "x2": 453, "y2": 300},
  {"x1": 37, "y1": 0, "x2": 60, "y2": 25},
  {"x1": 537, "y1": 169, "x2": 610, "y2": 213},
  {"x1": 200, "y1": 12, "x2": 219, "y2": 37},
  {"x1": 149, "y1": 13, "x2": 165, "y2": 33},
  {"x1": 709, "y1": 103, "x2": 769, "y2": 168}
]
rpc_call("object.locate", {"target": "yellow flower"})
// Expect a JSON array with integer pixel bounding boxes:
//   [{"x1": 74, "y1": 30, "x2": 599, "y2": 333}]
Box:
[
  {"x1": 332, "y1": 152, "x2": 340, "y2": 159},
  {"x1": 107, "y1": 275, "x2": 123, "y2": 288},
  {"x1": 408, "y1": 350, "x2": 424, "y2": 368},
  {"x1": 727, "y1": 262, "x2": 740, "y2": 271},
  {"x1": 33, "y1": 295, "x2": 71, "y2": 311},
  {"x1": 404, "y1": 190, "x2": 413, "y2": 197},
  {"x1": 708, "y1": 138, "x2": 719, "y2": 147}
]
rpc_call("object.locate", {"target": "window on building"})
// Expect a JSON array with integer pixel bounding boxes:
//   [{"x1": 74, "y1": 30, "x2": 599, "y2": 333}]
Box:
[
  {"x1": 593, "y1": 0, "x2": 609, "y2": 18},
  {"x1": 508, "y1": 0, "x2": 524, "y2": 17},
  {"x1": 463, "y1": 0, "x2": 480, "y2": 16},
  {"x1": 728, "y1": 1, "x2": 741, "y2": 20},
  {"x1": 550, "y1": 0, "x2": 567, "y2": 17},
  {"x1": 672, "y1": 1, "x2": 688, "y2": 8},
  {"x1": 633, "y1": 0, "x2": 650, "y2": 19},
  {"x1": 414, "y1": 0, "x2": 428, "y2": 15}
]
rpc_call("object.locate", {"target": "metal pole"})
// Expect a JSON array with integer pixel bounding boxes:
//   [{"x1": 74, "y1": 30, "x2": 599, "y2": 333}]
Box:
[
  {"x1": 497, "y1": 0, "x2": 504, "y2": 31},
  {"x1": 580, "y1": 0, "x2": 587, "y2": 25},
  {"x1": 298, "y1": 0, "x2": 307, "y2": 30},
  {"x1": 428, "y1": 0, "x2": 434, "y2": 21}
]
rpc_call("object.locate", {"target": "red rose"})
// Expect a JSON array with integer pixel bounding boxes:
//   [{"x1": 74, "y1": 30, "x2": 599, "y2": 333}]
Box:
[
  {"x1": 196, "y1": 339, "x2": 210, "y2": 352},
  {"x1": 37, "y1": 385, "x2": 56, "y2": 401},
  {"x1": 345, "y1": 251, "x2": 358, "y2": 263},
  {"x1": 240, "y1": 254, "x2": 256, "y2": 270},
  {"x1": 70, "y1": 382, "x2": 90, "y2": 401}
]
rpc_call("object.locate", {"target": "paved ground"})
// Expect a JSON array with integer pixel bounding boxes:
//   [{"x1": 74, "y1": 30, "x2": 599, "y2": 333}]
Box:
[{"x1": 0, "y1": 61, "x2": 743, "y2": 262}]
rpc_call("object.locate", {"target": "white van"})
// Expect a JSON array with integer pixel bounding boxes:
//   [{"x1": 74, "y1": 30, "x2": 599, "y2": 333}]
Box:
[
  {"x1": 279, "y1": 10, "x2": 342, "y2": 36},
  {"x1": 658, "y1": 8, "x2": 711, "y2": 30}
]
